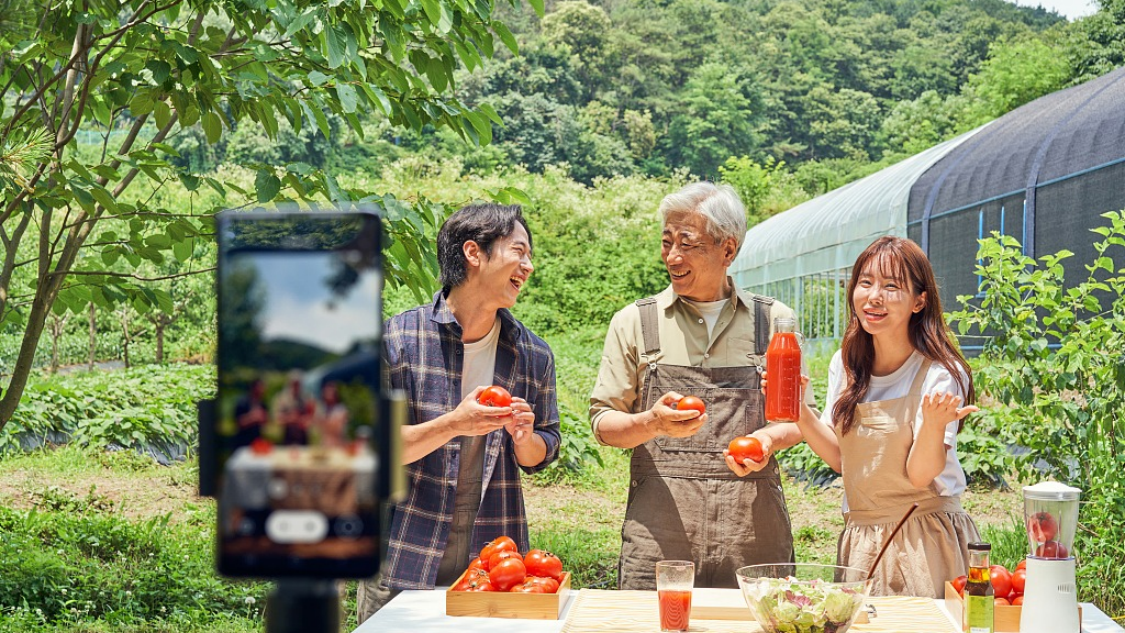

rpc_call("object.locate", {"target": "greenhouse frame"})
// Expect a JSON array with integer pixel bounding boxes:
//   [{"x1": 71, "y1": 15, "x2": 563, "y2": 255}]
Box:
[{"x1": 731, "y1": 66, "x2": 1125, "y2": 352}]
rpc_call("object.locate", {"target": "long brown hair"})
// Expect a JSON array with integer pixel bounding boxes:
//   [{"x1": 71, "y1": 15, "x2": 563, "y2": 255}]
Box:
[{"x1": 832, "y1": 236, "x2": 974, "y2": 435}]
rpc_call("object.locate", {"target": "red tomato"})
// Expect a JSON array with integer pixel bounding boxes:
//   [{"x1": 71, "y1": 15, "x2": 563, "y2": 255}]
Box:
[
  {"x1": 510, "y1": 583, "x2": 546, "y2": 593},
  {"x1": 524, "y1": 549, "x2": 563, "y2": 581},
  {"x1": 480, "y1": 536, "x2": 518, "y2": 569},
  {"x1": 951, "y1": 575, "x2": 967, "y2": 595},
  {"x1": 489, "y1": 558, "x2": 527, "y2": 592},
  {"x1": 675, "y1": 396, "x2": 706, "y2": 415},
  {"x1": 525, "y1": 576, "x2": 561, "y2": 593},
  {"x1": 728, "y1": 436, "x2": 765, "y2": 463},
  {"x1": 488, "y1": 550, "x2": 523, "y2": 571},
  {"x1": 1012, "y1": 595, "x2": 1024, "y2": 606},
  {"x1": 1036, "y1": 540, "x2": 1069, "y2": 559},
  {"x1": 466, "y1": 579, "x2": 496, "y2": 592},
  {"x1": 1016, "y1": 559, "x2": 1027, "y2": 572},
  {"x1": 1011, "y1": 568, "x2": 1026, "y2": 595},
  {"x1": 467, "y1": 557, "x2": 486, "y2": 573},
  {"x1": 995, "y1": 597, "x2": 1010, "y2": 607},
  {"x1": 250, "y1": 437, "x2": 273, "y2": 455},
  {"x1": 451, "y1": 569, "x2": 490, "y2": 591},
  {"x1": 1028, "y1": 511, "x2": 1059, "y2": 542},
  {"x1": 478, "y1": 385, "x2": 513, "y2": 408},
  {"x1": 990, "y1": 565, "x2": 1012, "y2": 599}
]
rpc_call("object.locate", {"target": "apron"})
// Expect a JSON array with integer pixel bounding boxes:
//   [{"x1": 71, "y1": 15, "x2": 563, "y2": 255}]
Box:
[
  {"x1": 835, "y1": 358, "x2": 980, "y2": 598},
  {"x1": 618, "y1": 295, "x2": 794, "y2": 590}
]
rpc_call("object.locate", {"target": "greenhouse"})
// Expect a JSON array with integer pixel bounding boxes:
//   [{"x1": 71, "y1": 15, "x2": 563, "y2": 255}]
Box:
[{"x1": 731, "y1": 65, "x2": 1125, "y2": 350}]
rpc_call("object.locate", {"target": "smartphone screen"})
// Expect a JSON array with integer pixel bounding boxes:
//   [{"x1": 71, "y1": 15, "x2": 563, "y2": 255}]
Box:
[{"x1": 215, "y1": 212, "x2": 382, "y2": 578}]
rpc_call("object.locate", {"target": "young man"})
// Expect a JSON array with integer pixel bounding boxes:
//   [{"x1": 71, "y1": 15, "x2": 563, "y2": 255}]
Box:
[
  {"x1": 590, "y1": 182, "x2": 814, "y2": 589},
  {"x1": 357, "y1": 203, "x2": 560, "y2": 622}
]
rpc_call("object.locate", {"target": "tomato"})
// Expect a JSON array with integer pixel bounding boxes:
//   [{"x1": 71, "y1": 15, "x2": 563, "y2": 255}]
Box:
[
  {"x1": 990, "y1": 565, "x2": 1012, "y2": 599},
  {"x1": 510, "y1": 583, "x2": 547, "y2": 593},
  {"x1": 1012, "y1": 595, "x2": 1024, "y2": 606},
  {"x1": 489, "y1": 557, "x2": 527, "y2": 592},
  {"x1": 675, "y1": 396, "x2": 706, "y2": 415},
  {"x1": 488, "y1": 550, "x2": 523, "y2": 571},
  {"x1": 466, "y1": 579, "x2": 496, "y2": 592},
  {"x1": 951, "y1": 575, "x2": 967, "y2": 595},
  {"x1": 452, "y1": 569, "x2": 490, "y2": 591},
  {"x1": 479, "y1": 536, "x2": 519, "y2": 569},
  {"x1": 995, "y1": 597, "x2": 1010, "y2": 607},
  {"x1": 524, "y1": 549, "x2": 564, "y2": 581},
  {"x1": 467, "y1": 557, "x2": 486, "y2": 573},
  {"x1": 1028, "y1": 511, "x2": 1059, "y2": 542},
  {"x1": 525, "y1": 576, "x2": 561, "y2": 593},
  {"x1": 727, "y1": 436, "x2": 764, "y2": 463},
  {"x1": 1011, "y1": 568, "x2": 1026, "y2": 595},
  {"x1": 1036, "y1": 540, "x2": 1069, "y2": 559},
  {"x1": 1016, "y1": 559, "x2": 1027, "y2": 572},
  {"x1": 250, "y1": 437, "x2": 273, "y2": 455},
  {"x1": 478, "y1": 385, "x2": 513, "y2": 408}
]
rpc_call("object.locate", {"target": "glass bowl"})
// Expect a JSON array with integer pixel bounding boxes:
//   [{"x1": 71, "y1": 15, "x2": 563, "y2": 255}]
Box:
[{"x1": 735, "y1": 563, "x2": 873, "y2": 633}]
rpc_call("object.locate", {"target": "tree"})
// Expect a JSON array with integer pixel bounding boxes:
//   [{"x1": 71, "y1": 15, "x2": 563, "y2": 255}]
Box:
[
  {"x1": 664, "y1": 62, "x2": 764, "y2": 177},
  {"x1": 0, "y1": 0, "x2": 544, "y2": 431}
]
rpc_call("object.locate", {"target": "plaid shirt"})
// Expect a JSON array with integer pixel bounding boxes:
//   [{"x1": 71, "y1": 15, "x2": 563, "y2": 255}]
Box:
[{"x1": 380, "y1": 291, "x2": 561, "y2": 589}]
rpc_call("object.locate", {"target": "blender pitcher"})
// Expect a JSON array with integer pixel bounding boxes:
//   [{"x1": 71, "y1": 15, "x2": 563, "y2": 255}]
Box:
[{"x1": 1019, "y1": 481, "x2": 1081, "y2": 633}]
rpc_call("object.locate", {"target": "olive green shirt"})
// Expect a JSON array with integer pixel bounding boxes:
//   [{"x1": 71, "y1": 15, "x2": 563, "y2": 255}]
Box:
[{"x1": 589, "y1": 280, "x2": 813, "y2": 444}]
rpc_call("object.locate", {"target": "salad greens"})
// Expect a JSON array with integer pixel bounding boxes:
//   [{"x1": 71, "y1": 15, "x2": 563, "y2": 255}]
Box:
[{"x1": 741, "y1": 576, "x2": 867, "y2": 633}]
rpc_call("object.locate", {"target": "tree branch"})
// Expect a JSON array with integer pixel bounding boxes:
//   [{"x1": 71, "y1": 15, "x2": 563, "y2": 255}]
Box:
[{"x1": 50, "y1": 267, "x2": 216, "y2": 282}]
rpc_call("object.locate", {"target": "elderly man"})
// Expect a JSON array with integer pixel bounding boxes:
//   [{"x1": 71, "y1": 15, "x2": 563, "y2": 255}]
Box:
[
  {"x1": 590, "y1": 182, "x2": 813, "y2": 590},
  {"x1": 357, "y1": 203, "x2": 561, "y2": 622}
]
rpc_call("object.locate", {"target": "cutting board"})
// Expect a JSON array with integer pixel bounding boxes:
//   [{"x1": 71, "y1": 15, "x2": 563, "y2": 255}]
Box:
[{"x1": 559, "y1": 589, "x2": 958, "y2": 633}]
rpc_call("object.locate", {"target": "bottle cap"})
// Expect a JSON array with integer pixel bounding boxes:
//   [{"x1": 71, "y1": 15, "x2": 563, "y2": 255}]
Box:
[{"x1": 968, "y1": 542, "x2": 991, "y2": 551}]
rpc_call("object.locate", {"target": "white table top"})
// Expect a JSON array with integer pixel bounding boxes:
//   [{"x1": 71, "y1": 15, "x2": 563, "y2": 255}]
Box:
[{"x1": 353, "y1": 588, "x2": 1122, "y2": 633}]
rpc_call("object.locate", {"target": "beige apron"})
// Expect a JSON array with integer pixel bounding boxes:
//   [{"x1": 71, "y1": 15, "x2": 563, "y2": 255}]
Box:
[
  {"x1": 835, "y1": 358, "x2": 980, "y2": 598},
  {"x1": 618, "y1": 296, "x2": 794, "y2": 590}
]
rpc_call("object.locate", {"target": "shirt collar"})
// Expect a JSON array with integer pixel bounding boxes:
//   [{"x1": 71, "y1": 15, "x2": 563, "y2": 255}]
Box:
[
  {"x1": 430, "y1": 290, "x2": 522, "y2": 342},
  {"x1": 656, "y1": 277, "x2": 753, "y2": 313}
]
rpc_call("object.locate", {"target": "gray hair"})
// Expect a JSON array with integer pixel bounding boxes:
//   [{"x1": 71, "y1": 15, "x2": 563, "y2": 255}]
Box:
[{"x1": 658, "y1": 182, "x2": 747, "y2": 251}]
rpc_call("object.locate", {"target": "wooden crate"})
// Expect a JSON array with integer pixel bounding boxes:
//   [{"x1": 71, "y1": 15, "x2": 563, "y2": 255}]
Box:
[
  {"x1": 943, "y1": 581, "x2": 1081, "y2": 632},
  {"x1": 446, "y1": 570, "x2": 571, "y2": 619}
]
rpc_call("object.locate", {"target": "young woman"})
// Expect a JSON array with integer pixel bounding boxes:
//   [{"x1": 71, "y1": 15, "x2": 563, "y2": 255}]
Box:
[{"x1": 788, "y1": 236, "x2": 980, "y2": 598}]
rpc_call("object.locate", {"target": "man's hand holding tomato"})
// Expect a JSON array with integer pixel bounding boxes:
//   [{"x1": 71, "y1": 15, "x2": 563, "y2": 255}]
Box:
[
  {"x1": 720, "y1": 370, "x2": 809, "y2": 477},
  {"x1": 724, "y1": 432, "x2": 773, "y2": 477},
  {"x1": 644, "y1": 391, "x2": 709, "y2": 438}
]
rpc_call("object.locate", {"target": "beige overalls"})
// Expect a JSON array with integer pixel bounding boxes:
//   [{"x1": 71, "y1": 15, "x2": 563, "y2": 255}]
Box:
[
  {"x1": 618, "y1": 296, "x2": 794, "y2": 590},
  {"x1": 835, "y1": 358, "x2": 981, "y2": 598}
]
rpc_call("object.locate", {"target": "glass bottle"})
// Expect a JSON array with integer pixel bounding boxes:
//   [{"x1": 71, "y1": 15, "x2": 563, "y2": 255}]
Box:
[
  {"x1": 764, "y1": 317, "x2": 802, "y2": 422},
  {"x1": 964, "y1": 542, "x2": 995, "y2": 633}
]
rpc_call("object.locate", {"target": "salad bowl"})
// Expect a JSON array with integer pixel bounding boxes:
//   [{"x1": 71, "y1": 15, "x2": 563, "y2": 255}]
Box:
[{"x1": 735, "y1": 563, "x2": 872, "y2": 633}]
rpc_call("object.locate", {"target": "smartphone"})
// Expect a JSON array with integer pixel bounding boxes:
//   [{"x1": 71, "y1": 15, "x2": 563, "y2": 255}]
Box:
[{"x1": 215, "y1": 210, "x2": 384, "y2": 578}]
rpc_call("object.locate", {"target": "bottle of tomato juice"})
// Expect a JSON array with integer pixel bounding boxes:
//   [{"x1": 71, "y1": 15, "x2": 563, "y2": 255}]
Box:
[{"x1": 764, "y1": 317, "x2": 802, "y2": 422}]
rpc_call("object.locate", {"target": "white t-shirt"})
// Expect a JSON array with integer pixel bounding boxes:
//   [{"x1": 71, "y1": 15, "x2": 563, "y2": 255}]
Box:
[
  {"x1": 820, "y1": 350, "x2": 968, "y2": 498},
  {"x1": 461, "y1": 318, "x2": 501, "y2": 400},
  {"x1": 684, "y1": 298, "x2": 729, "y2": 340}
]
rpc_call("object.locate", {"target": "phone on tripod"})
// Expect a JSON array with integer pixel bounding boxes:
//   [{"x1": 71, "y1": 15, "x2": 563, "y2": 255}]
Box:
[{"x1": 213, "y1": 209, "x2": 394, "y2": 579}]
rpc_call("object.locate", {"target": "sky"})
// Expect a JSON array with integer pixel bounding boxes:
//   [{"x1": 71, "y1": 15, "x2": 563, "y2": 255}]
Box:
[
  {"x1": 1009, "y1": 0, "x2": 1099, "y2": 19},
  {"x1": 248, "y1": 252, "x2": 381, "y2": 356}
]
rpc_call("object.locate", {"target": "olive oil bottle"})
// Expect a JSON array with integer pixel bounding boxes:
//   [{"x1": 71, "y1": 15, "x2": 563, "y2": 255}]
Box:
[{"x1": 963, "y1": 542, "x2": 995, "y2": 633}]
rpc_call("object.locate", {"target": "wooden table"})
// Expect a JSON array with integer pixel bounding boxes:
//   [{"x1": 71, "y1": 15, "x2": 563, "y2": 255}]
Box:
[{"x1": 353, "y1": 587, "x2": 1124, "y2": 633}]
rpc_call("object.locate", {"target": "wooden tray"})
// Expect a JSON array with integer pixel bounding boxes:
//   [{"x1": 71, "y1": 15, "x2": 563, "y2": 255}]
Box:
[
  {"x1": 943, "y1": 581, "x2": 1081, "y2": 632},
  {"x1": 445, "y1": 570, "x2": 571, "y2": 619},
  {"x1": 559, "y1": 589, "x2": 959, "y2": 633}
]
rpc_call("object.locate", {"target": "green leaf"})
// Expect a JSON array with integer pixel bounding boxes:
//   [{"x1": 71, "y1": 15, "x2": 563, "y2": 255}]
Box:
[
  {"x1": 419, "y1": 0, "x2": 441, "y2": 25},
  {"x1": 145, "y1": 60, "x2": 171, "y2": 84},
  {"x1": 285, "y1": 7, "x2": 319, "y2": 37},
  {"x1": 324, "y1": 24, "x2": 347, "y2": 69},
  {"x1": 308, "y1": 71, "x2": 330, "y2": 87},
  {"x1": 201, "y1": 111, "x2": 223, "y2": 144},
  {"x1": 360, "y1": 84, "x2": 392, "y2": 115},
  {"x1": 89, "y1": 186, "x2": 118, "y2": 214},
  {"x1": 255, "y1": 169, "x2": 282, "y2": 202},
  {"x1": 173, "y1": 239, "x2": 193, "y2": 263},
  {"x1": 336, "y1": 83, "x2": 358, "y2": 113},
  {"x1": 178, "y1": 172, "x2": 201, "y2": 191},
  {"x1": 153, "y1": 100, "x2": 172, "y2": 129},
  {"x1": 493, "y1": 22, "x2": 519, "y2": 55}
]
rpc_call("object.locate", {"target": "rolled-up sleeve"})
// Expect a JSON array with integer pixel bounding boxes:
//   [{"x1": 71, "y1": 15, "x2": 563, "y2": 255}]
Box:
[
  {"x1": 589, "y1": 309, "x2": 642, "y2": 445},
  {"x1": 522, "y1": 348, "x2": 561, "y2": 474}
]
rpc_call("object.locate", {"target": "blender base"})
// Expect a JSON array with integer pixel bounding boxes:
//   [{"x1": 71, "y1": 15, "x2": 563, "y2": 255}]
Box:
[{"x1": 1020, "y1": 556, "x2": 1080, "y2": 633}]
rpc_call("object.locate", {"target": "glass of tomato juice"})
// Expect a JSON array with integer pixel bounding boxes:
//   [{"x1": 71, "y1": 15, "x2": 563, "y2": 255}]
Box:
[{"x1": 656, "y1": 560, "x2": 694, "y2": 632}]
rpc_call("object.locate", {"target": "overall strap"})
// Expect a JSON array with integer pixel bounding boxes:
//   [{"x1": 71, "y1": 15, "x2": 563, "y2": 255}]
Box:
[
  {"x1": 636, "y1": 297, "x2": 661, "y2": 356},
  {"x1": 909, "y1": 358, "x2": 934, "y2": 396},
  {"x1": 752, "y1": 295, "x2": 774, "y2": 354}
]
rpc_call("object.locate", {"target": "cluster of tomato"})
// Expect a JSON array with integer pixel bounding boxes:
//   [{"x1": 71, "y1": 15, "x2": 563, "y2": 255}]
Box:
[
  {"x1": 1028, "y1": 510, "x2": 1068, "y2": 559},
  {"x1": 451, "y1": 536, "x2": 566, "y2": 594},
  {"x1": 675, "y1": 396, "x2": 766, "y2": 463},
  {"x1": 951, "y1": 559, "x2": 1028, "y2": 606}
]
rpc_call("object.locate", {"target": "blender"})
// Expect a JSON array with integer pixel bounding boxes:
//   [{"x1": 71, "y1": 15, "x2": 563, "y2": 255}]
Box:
[{"x1": 1019, "y1": 481, "x2": 1081, "y2": 633}]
